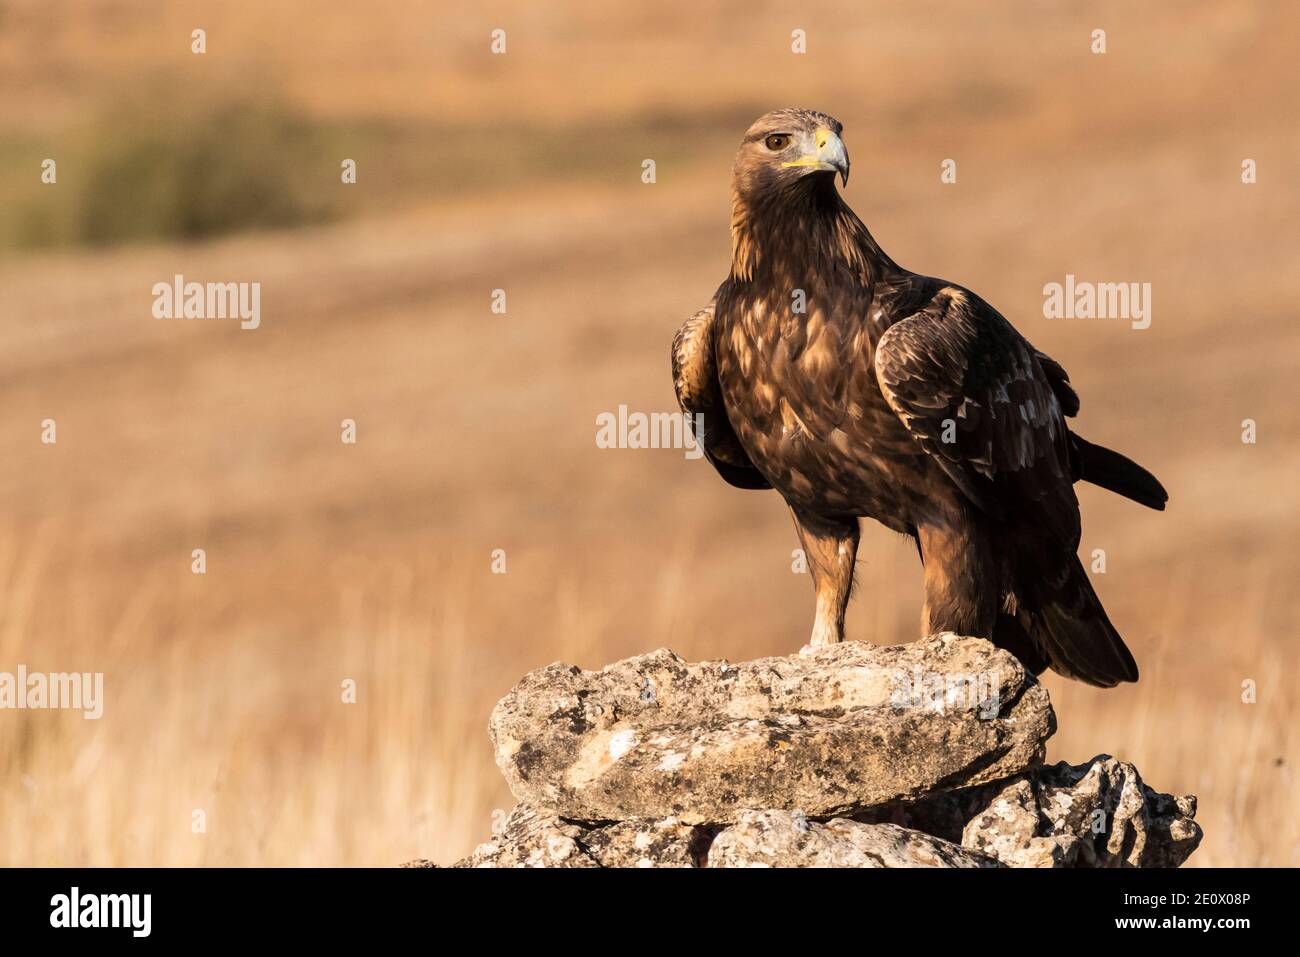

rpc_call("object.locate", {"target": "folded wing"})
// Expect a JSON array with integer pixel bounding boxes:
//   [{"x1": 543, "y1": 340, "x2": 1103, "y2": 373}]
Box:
[
  {"x1": 873, "y1": 288, "x2": 1079, "y2": 546},
  {"x1": 672, "y1": 302, "x2": 772, "y2": 490}
]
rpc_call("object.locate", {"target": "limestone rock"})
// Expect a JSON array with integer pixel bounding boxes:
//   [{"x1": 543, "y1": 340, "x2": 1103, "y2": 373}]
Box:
[
  {"x1": 961, "y1": 755, "x2": 1202, "y2": 868},
  {"x1": 959, "y1": 776, "x2": 1089, "y2": 867},
  {"x1": 453, "y1": 805, "x2": 598, "y2": 868},
  {"x1": 446, "y1": 753, "x2": 1202, "y2": 867},
  {"x1": 426, "y1": 637, "x2": 1203, "y2": 869},
  {"x1": 580, "y1": 817, "x2": 707, "y2": 868},
  {"x1": 707, "y1": 810, "x2": 997, "y2": 868},
  {"x1": 448, "y1": 804, "x2": 997, "y2": 868},
  {"x1": 452, "y1": 804, "x2": 706, "y2": 868},
  {"x1": 489, "y1": 634, "x2": 1054, "y2": 823}
]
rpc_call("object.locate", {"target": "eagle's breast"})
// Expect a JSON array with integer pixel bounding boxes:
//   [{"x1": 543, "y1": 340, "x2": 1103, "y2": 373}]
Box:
[{"x1": 714, "y1": 276, "x2": 927, "y2": 525}]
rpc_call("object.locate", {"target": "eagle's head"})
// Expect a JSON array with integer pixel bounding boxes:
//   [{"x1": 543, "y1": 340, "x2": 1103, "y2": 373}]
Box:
[
  {"x1": 728, "y1": 109, "x2": 888, "y2": 281},
  {"x1": 731, "y1": 109, "x2": 850, "y2": 201}
]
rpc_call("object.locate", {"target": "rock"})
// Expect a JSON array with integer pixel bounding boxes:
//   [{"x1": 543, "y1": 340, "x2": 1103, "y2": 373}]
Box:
[
  {"x1": 426, "y1": 636, "x2": 1203, "y2": 869},
  {"x1": 453, "y1": 805, "x2": 599, "y2": 868},
  {"x1": 861, "y1": 753, "x2": 1204, "y2": 868},
  {"x1": 707, "y1": 810, "x2": 997, "y2": 868},
  {"x1": 489, "y1": 634, "x2": 1054, "y2": 823},
  {"x1": 449, "y1": 804, "x2": 995, "y2": 868},
  {"x1": 959, "y1": 777, "x2": 1088, "y2": 867},
  {"x1": 960, "y1": 755, "x2": 1202, "y2": 868},
  {"x1": 447, "y1": 753, "x2": 1202, "y2": 867},
  {"x1": 452, "y1": 804, "x2": 707, "y2": 868}
]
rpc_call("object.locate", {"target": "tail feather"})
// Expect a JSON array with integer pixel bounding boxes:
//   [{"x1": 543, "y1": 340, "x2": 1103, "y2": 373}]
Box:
[
  {"x1": 1019, "y1": 555, "x2": 1139, "y2": 688},
  {"x1": 992, "y1": 612, "x2": 1049, "y2": 676},
  {"x1": 1072, "y1": 436, "x2": 1167, "y2": 511}
]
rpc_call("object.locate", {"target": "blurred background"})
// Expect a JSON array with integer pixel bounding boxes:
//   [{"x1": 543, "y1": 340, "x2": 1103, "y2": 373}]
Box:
[{"x1": 0, "y1": 0, "x2": 1296, "y2": 866}]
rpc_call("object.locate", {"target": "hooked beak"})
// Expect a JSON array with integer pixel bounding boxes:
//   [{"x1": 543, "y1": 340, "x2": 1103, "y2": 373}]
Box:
[{"x1": 782, "y1": 128, "x2": 850, "y2": 185}]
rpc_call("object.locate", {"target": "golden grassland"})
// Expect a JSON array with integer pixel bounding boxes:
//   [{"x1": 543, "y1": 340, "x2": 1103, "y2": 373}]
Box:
[{"x1": 0, "y1": 1, "x2": 1296, "y2": 865}]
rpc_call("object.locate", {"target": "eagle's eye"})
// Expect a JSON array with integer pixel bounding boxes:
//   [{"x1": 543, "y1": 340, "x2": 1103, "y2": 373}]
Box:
[{"x1": 764, "y1": 133, "x2": 792, "y2": 151}]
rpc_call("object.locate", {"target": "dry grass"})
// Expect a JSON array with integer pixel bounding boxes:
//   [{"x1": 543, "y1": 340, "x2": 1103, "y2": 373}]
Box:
[{"x1": 0, "y1": 0, "x2": 1296, "y2": 866}]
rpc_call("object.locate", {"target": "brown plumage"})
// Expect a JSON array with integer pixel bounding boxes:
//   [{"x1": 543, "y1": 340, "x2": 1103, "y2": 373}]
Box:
[{"x1": 672, "y1": 109, "x2": 1167, "y2": 687}]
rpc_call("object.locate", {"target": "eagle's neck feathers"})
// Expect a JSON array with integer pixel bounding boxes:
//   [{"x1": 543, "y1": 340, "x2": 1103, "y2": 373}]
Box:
[{"x1": 730, "y1": 176, "x2": 897, "y2": 287}]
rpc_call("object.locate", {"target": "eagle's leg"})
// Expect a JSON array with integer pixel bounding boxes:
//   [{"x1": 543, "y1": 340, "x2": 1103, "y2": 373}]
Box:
[
  {"x1": 790, "y1": 509, "x2": 859, "y2": 646},
  {"x1": 916, "y1": 520, "x2": 997, "y2": 639}
]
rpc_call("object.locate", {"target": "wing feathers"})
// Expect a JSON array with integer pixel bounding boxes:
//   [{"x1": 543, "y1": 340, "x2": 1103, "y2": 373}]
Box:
[
  {"x1": 672, "y1": 302, "x2": 772, "y2": 490},
  {"x1": 874, "y1": 288, "x2": 1079, "y2": 543}
]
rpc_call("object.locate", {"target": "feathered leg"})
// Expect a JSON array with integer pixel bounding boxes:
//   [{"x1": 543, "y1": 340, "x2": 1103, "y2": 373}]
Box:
[
  {"x1": 790, "y1": 509, "x2": 859, "y2": 646},
  {"x1": 916, "y1": 519, "x2": 998, "y2": 639}
]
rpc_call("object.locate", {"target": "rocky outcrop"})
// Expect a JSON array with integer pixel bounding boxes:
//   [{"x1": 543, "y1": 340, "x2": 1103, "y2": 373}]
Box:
[
  {"x1": 706, "y1": 811, "x2": 996, "y2": 868},
  {"x1": 449, "y1": 804, "x2": 705, "y2": 868},
  {"x1": 956, "y1": 756, "x2": 1203, "y2": 867},
  {"x1": 431, "y1": 635, "x2": 1202, "y2": 868},
  {"x1": 451, "y1": 803, "x2": 997, "y2": 868},
  {"x1": 489, "y1": 634, "x2": 1052, "y2": 823}
]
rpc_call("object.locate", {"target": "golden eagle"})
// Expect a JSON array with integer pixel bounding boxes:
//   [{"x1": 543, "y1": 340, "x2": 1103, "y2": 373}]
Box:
[{"x1": 672, "y1": 109, "x2": 1166, "y2": 687}]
